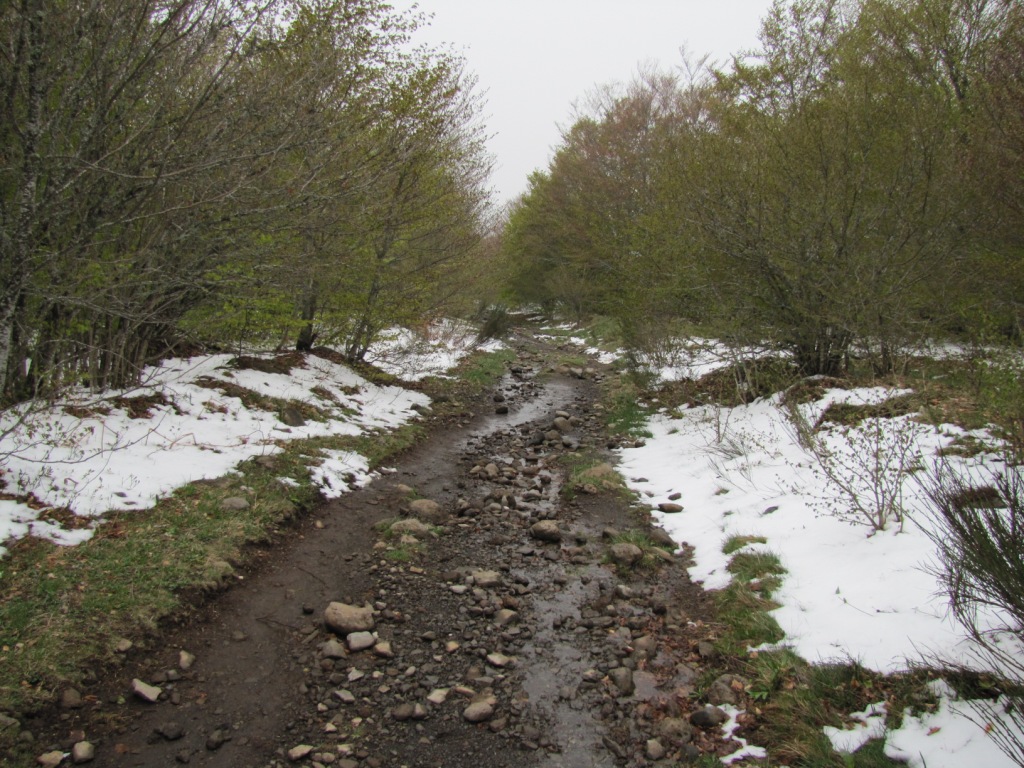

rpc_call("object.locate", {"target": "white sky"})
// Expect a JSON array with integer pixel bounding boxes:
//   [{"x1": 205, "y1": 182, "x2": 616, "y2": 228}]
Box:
[{"x1": 393, "y1": 1, "x2": 775, "y2": 205}]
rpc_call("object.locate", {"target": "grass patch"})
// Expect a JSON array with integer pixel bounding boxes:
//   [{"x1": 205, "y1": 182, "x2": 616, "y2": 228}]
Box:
[
  {"x1": 659, "y1": 357, "x2": 801, "y2": 410},
  {"x1": 713, "y1": 581, "x2": 786, "y2": 655},
  {"x1": 709, "y1": 534, "x2": 935, "y2": 768},
  {"x1": 753, "y1": 655, "x2": 924, "y2": 767},
  {"x1": 722, "y1": 534, "x2": 768, "y2": 555},
  {"x1": 814, "y1": 393, "x2": 922, "y2": 429},
  {"x1": 602, "y1": 378, "x2": 654, "y2": 438},
  {"x1": 558, "y1": 452, "x2": 628, "y2": 499},
  {"x1": 458, "y1": 348, "x2": 516, "y2": 388},
  {"x1": 606, "y1": 530, "x2": 674, "y2": 571},
  {"x1": 712, "y1": 543, "x2": 787, "y2": 655},
  {"x1": 557, "y1": 353, "x2": 590, "y2": 369},
  {"x1": 194, "y1": 377, "x2": 331, "y2": 423},
  {"x1": 582, "y1": 315, "x2": 623, "y2": 350}
]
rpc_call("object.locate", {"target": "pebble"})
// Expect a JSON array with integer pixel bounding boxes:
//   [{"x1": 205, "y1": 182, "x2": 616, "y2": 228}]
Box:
[
  {"x1": 646, "y1": 738, "x2": 667, "y2": 760},
  {"x1": 462, "y1": 697, "x2": 496, "y2": 723},
  {"x1": 608, "y1": 667, "x2": 635, "y2": 696},
  {"x1": 426, "y1": 689, "x2": 449, "y2": 705},
  {"x1": 287, "y1": 744, "x2": 315, "y2": 761},
  {"x1": 131, "y1": 678, "x2": 162, "y2": 703},
  {"x1": 469, "y1": 570, "x2": 502, "y2": 588},
  {"x1": 346, "y1": 632, "x2": 376, "y2": 652},
  {"x1": 690, "y1": 705, "x2": 730, "y2": 729},
  {"x1": 156, "y1": 722, "x2": 185, "y2": 741},
  {"x1": 608, "y1": 542, "x2": 644, "y2": 567},
  {"x1": 529, "y1": 520, "x2": 562, "y2": 543},
  {"x1": 206, "y1": 729, "x2": 230, "y2": 751},
  {"x1": 71, "y1": 741, "x2": 95, "y2": 764},
  {"x1": 486, "y1": 653, "x2": 513, "y2": 668}
]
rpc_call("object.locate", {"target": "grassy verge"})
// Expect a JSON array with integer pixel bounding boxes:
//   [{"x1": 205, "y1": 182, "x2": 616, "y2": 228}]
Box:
[
  {"x1": 601, "y1": 377, "x2": 655, "y2": 439},
  {"x1": 0, "y1": 346, "x2": 512, "y2": 725},
  {"x1": 705, "y1": 536, "x2": 940, "y2": 767}
]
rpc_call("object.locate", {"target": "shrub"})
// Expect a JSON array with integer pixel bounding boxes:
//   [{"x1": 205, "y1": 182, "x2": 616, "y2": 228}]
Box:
[{"x1": 922, "y1": 463, "x2": 1024, "y2": 766}]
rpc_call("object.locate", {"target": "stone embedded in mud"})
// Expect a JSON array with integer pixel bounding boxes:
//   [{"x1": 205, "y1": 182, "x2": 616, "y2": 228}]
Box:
[
  {"x1": 286, "y1": 744, "x2": 315, "y2": 761},
  {"x1": 206, "y1": 728, "x2": 231, "y2": 751},
  {"x1": 608, "y1": 667, "x2": 635, "y2": 696},
  {"x1": 320, "y1": 638, "x2": 347, "y2": 659},
  {"x1": 632, "y1": 635, "x2": 658, "y2": 658},
  {"x1": 324, "y1": 602, "x2": 375, "y2": 635},
  {"x1": 155, "y1": 722, "x2": 185, "y2": 741},
  {"x1": 36, "y1": 751, "x2": 64, "y2": 768},
  {"x1": 608, "y1": 542, "x2": 644, "y2": 567},
  {"x1": 178, "y1": 650, "x2": 196, "y2": 670},
  {"x1": 551, "y1": 416, "x2": 572, "y2": 433},
  {"x1": 690, "y1": 705, "x2": 730, "y2": 729},
  {"x1": 346, "y1": 631, "x2": 375, "y2": 652},
  {"x1": 648, "y1": 527, "x2": 676, "y2": 549},
  {"x1": 651, "y1": 547, "x2": 674, "y2": 563},
  {"x1": 646, "y1": 738, "x2": 667, "y2": 760},
  {"x1": 131, "y1": 678, "x2": 162, "y2": 703},
  {"x1": 427, "y1": 688, "x2": 449, "y2": 705},
  {"x1": 463, "y1": 696, "x2": 497, "y2": 723},
  {"x1": 334, "y1": 689, "x2": 356, "y2": 704},
  {"x1": 60, "y1": 688, "x2": 83, "y2": 709},
  {"x1": 529, "y1": 520, "x2": 561, "y2": 543},
  {"x1": 469, "y1": 569, "x2": 502, "y2": 588},
  {"x1": 391, "y1": 703, "x2": 415, "y2": 721},
  {"x1": 707, "y1": 674, "x2": 746, "y2": 706},
  {"x1": 658, "y1": 502, "x2": 684, "y2": 513},
  {"x1": 657, "y1": 717, "x2": 694, "y2": 744},
  {"x1": 372, "y1": 640, "x2": 394, "y2": 658},
  {"x1": 486, "y1": 652, "x2": 514, "y2": 668},
  {"x1": 602, "y1": 736, "x2": 627, "y2": 759},
  {"x1": 71, "y1": 741, "x2": 95, "y2": 764},
  {"x1": 493, "y1": 609, "x2": 518, "y2": 627},
  {"x1": 408, "y1": 498, "x2": 446, "y2": 524},
  {"x1": 389, "y1": 518, "x2": 432, "y2": 537}
]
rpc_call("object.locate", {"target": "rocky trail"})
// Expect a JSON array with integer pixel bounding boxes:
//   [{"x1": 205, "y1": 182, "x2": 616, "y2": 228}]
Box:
[{"x1": 25, "y1": 336, "x2": 753, "y2": 768}]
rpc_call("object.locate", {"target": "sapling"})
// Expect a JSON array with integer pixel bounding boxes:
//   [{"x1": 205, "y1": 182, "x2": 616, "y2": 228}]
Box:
[{"x1": 786, "y1": 394, "x2": 927, "y2": 532}]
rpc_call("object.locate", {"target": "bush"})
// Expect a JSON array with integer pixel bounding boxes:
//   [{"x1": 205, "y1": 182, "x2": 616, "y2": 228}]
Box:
[
  {"x1": 474, "y1": 303, "x2": 514, "y2": 343},
  {"x1": 923, "y1": 463, "x2": 1024, "y2": 766}
]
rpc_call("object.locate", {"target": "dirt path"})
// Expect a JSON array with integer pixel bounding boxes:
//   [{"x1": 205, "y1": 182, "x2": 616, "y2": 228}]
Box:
[{"x1": 27, "y1": 335, "x2": 727, "y2": 768}]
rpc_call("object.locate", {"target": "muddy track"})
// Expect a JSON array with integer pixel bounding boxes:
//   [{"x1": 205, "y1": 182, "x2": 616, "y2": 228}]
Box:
[{"x1": 22, "y1": 335, "x2": 732, "y2": 768}]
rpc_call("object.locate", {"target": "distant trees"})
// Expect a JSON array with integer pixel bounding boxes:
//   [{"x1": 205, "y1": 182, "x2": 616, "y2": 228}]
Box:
[
  {"x1": 503, "y1": 0, "x2": 1021, "y2": 373},
  {"x1": 0, "y1": 0, "x2": 491, "y2": 403}
]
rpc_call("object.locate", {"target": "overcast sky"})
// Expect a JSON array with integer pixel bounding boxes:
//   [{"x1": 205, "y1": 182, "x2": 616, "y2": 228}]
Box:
[{"x1": 392, "y1": 0, "x2": 775, "y2": 205}]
